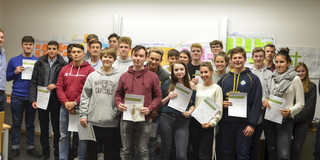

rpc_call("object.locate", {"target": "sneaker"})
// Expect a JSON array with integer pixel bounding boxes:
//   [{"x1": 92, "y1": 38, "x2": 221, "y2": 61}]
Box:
[
  {"x1": 27, "y1": 148, "x2": 42, "y2": 158},
  {"x1": 11, "y1": 149, "x2": 20, "y2": 157},
  {"x1": 98, "y1": 153, "x2": 104, "y2": 160}
]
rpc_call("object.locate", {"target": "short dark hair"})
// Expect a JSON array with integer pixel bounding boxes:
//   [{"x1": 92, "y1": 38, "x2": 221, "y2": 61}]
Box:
[
  {"x1": 167, "y1": 49, "x2": 180, "y2": 58},
  {"x1": 108, "y1": 33, "x2": 120, "y2": 40},
  {"x1": 21, "y1": 36, "x2": 35, "y2": 44},
  {"x1": 132, "y1": 45, "x2": 146, "y2": 56},
  {"x1": 229, "y1": 47, "x2": 246, "y2": 59},
  {"x1": 67, "y1": 44, "x2": 74, "y2": 54},
  {"x1": 86, "y1": 34, "x2": 98, "y2": 43},
  {"x1": 72, "y1": 43, "x2": 84, "y2": 51},
  {"x1": 89, "y1": 40, "x2": 102, "y2": 48},
  {"x1": 209, "y1": 40, "x2": 223, "y2": 49},
  {"x1": 264, "y1": 43, "x2": 276, "y2": 50},
  {"x1": 47, "y1": 40, "x2": 59, "y2": 50}
]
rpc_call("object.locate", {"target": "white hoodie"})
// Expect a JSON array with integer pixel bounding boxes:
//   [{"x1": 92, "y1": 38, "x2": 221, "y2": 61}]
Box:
[
  {"x1": 80, "y1": 67, "x2": 121, "y2": 127},
  {"x1": 112, "y1": 56, "x2": 133, "y2": 75},
  {"x1": 250, "y1": 66, "x2": 272, "y2": 124}
]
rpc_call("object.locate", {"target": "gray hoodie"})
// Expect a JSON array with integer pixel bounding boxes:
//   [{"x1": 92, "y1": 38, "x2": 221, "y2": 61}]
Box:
[
  {"x1": 80, "y1": 67, "x2": 121, "y2": 127},
  {"x1": 112, "y1": 56, "x2": 133, "y2": 75}
]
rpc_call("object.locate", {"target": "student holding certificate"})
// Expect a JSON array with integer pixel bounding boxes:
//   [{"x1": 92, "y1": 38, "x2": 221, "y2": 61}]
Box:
[
  {"x1": 158, "y1": 61, "x2": 196, "y2": 160},
  {"x1": 263, "y1": 48, "x2": 304, "y2": 160},
  {"x1": 114, "y1": 45, "x2": 162, "y2": 160},
  {"x1": 80, "y1": 48, "x2": 121, "y2": 160},
  {"x1": 290, "y1": 62, "x2": 316, "y2": 160},
  {"x1": 249, "y1": 47, "x2": 272, "y2": 160},
  {"x1": 190, "y1": 62, "x2": 223, "y2": 160},
  {"x1": 217, "y1": 47, "x2": 262, "y2": 160}
]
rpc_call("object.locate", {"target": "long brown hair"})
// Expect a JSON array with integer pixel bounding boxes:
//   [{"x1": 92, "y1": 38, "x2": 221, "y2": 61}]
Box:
[
  {"x1": 168, "y1": 61, "x2": 191, "y2": 94},
  {"x1": 295, "y1": 62, "x2": 311, "y2": 93}
]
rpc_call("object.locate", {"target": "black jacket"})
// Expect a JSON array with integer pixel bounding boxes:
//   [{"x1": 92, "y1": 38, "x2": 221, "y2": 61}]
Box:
[{"x1": 30, "y1": 54, "x2": 67, "y2": 103}]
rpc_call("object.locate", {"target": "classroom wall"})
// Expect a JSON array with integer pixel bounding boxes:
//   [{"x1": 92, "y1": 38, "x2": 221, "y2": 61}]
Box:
[
  {"x1": 1, "y1": 0, "x2": 320, "y2": 158},
  {"x1": 0, "y1": 0, "x2": 3, "y2": 27}
]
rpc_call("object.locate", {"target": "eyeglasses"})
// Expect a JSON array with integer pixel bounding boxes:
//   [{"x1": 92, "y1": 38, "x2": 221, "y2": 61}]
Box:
[
  {"x1": 211, "y1": 45, "x2": 222, "y2": 49},
  {"x1": 191, "y1": 50, "x2": 202, "y2": 53}
]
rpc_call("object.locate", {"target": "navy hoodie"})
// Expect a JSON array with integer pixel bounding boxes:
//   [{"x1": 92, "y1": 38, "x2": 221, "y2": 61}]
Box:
[{"x1": 217, "y1": 68, "x2": 262, "y2": 128}]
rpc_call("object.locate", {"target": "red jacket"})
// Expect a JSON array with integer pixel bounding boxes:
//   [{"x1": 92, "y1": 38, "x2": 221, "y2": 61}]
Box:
[
  {"x1": 115, "y1": 66, "x2": 162, "y2": 121},
  {"x1": 57, "y1": 61, "x2": 94, "y2": 105}
]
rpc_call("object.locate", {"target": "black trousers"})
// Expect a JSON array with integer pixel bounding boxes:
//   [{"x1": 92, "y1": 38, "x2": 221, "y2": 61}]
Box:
[
  {"x1": 86, "y1": 125, "x2": 121, "y2": 160},
  {"x1": 38, "y1": 95, "x2": 61, "y2": 158}
]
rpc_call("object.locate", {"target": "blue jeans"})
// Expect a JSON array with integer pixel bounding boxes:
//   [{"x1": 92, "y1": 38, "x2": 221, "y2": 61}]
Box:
[
  {"x1": 10, "y1": 94, "x2": 36, "y2": 149},
  {"x1": 159, "y1": 113, "x2": 189, "y2": 160},
  {"x1": 0, "y1": 91, "x2": 6, "y2": 111},
  {"x1": 264, "y1": 117, "x2": 293, "y2": 160},
  {"x1": 120, "y1": 119, "x2": 151, "y2": 160},
  {"x1": 59, "y1": 106, "x2": 86, "y2": 160},
  {"x1": 217, "y1": 121, "x2": 253, "y2": 160}
]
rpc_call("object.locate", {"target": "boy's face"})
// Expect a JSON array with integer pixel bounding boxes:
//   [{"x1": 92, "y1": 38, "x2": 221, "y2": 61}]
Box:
[
  {"x1": 265, "y1": 47, "x2": 275, "y2": 61},
  {"x1": 0, "y1": 32, "x2": 4, "y2": 47},
  {"x1": 211, "y1": 45, "x2": 222, "y2": 55},
  {"x1": 47, "y1": 45, "x2": 59, "y2": 59},
  {"x1": 101, "y1": 54, "x2": 115, "y2": 68},
  {"x1": 119, "y1": 43, "x2": 131, "y2": 57},
  {"x1": 108, "y1": 37, "x2": 118, "y2": 49},
  {"x1": 190, "y1": 47, "x2": 202, "y2": 61},
  {"x1": 21, "y1": 42, "x2": 34, "y2": 55},
  {"x1": 71, "y1": 47, "x2": 84, "y2": 62},
  {"x1": 253, "y1": 51, "x2": 265, "y2": 67},
  {"x1": 89, "y1": 43, "x2": 101, "y2": 57},
  {"x1": 168, "y1": 56, "x2": 179, "y2": 66},
  {"x1": 132, "y1": 49, "x2": 146, "y2": 68},
  {"x1": 231, "y1": 52, "x2": 246, "y2": 69},
  {"x1": 148, "y1": 52, "x2": 162, "y2": 70}
]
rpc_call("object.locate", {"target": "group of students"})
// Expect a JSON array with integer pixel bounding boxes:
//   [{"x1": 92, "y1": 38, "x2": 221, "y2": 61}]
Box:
[{"x1": 0, "y1": 27, "x2": 319, "y2": 160}]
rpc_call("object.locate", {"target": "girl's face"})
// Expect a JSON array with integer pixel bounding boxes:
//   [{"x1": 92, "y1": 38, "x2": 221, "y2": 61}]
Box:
[
  {"x1": 180, "y1": 53, "x2": 190, "y2": 65},
  {"x1": 296, "y1": 66, "x2": 306, "y2": 80},
  {"x1": 173, "y1": 64, "x2": 186, "y2": 80},
  {"x1": 275, "y1": 55, "x2": 290, "y2": 74},
  {"x1": 200, "y1": 66, "x2": 213, "y2": 83},
  {"x1": 214, "y1": 56, "x2": 227, "y2": 71}
]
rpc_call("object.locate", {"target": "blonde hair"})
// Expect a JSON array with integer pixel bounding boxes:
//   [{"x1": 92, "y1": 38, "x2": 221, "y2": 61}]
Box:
[
  {"x1": 118, "y1": 36, "x2": 132, "y2": 47},
  {"x1": 294, "y1": 62, "x2": 311, "y2": 93},
  {"x1": 200, "y1": 62, "x2": 213, "y2": 71},
  {"x1": 190, "y1": 43, "x2": 203, "y2": 52}
]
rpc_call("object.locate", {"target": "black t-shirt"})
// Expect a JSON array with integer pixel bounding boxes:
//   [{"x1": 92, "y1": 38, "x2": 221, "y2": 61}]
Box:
[{"x1": 187, "y1": 62, "x2": 200, "y2": 79}]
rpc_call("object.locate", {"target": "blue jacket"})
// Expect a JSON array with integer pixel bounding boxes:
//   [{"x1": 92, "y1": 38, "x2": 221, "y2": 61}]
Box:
[{"x1": 217, "y1": 68, "x2": 262, "y2": 128}]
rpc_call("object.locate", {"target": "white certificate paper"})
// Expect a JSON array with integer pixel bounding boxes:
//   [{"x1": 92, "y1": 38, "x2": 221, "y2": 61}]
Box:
[
  {"x1": 21, "y1": 59, "x2": 37, "y2": 80},
  {"x1": 195, "y1": 70, "x2": 203, "y2": 84},
  {"x1": 168, "y1": 83, "x2": 193, "y2": 112},
  {"x1": 78, "y1": 124, "x2": 96, "y2": 141},
  {"x1": 36, "y1": 86, "x2": 50, "y2": 110},
  {"x1": 192, "y1": 97, "x2": 221, "y2": 124},
  {"x1": 68, "y1": 109, "x2": 80, "y2": 132},
  {"x1": 228, "y1": 92, "x2": 247, "y2": 118},
  {"x1": 264, "y1": 95, "x2": 286, "y2": 124},
  {"x1": 123, "y1": 94, "x2": 145, "y2": 122}
]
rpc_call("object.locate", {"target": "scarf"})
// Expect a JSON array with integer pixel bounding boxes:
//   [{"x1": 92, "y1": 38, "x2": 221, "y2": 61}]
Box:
[{"x1": 269, "y1": 68, "x2": 298, "y2": 97}]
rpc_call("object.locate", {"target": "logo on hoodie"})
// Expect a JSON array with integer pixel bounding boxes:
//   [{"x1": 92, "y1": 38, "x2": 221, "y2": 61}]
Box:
[{"x1": 240, "y1": 80, "x2": 246, "y2": 86}]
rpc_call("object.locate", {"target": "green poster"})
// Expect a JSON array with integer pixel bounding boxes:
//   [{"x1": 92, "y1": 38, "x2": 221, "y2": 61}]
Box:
[
  {"x1": 227, "y1": 38, "x2": 234, "y2": 53},
  {"x1": 245, "y1": 39, "x2": 252, "y2": 53},
  {"x1": 236, "y1": 38, "x2": 243, "y2": 47}
]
